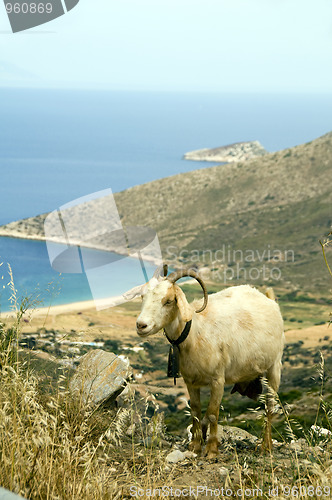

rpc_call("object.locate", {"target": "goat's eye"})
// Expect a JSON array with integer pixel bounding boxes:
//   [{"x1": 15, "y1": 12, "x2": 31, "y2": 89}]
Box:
[{"x1": 164, "y1": 299, "x2": 174, "y2": 306}]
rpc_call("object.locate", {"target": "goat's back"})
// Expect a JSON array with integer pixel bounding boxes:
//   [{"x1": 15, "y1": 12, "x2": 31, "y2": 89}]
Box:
[
  {"x1": 193, "y1": 284, "x2": 281, "y2": 325},
  {"x1": 190, "y1": 284, "x2": 284, "y2": 384}
]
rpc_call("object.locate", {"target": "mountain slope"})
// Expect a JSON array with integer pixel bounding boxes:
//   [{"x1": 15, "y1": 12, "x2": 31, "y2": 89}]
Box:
[
  {"x1": 114, "y1": 132, "x2": 332, "y2": 290},
  {"x1": 116, "y1": 132, "x2": 331, "y2": 237},
  {"x1": 1, "y1": 132, "x2": 332, "y2": 292}
]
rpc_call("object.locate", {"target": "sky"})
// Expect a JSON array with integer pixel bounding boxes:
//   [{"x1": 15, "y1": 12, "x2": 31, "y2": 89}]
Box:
[{"x1": 0, "y1": 0, "x2": 332, "y2": 92}]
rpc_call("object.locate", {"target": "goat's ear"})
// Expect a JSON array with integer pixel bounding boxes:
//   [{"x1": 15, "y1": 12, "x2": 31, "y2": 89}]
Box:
[{"x1": 174, "y1": 285, "x2": 193, "y2": 322}]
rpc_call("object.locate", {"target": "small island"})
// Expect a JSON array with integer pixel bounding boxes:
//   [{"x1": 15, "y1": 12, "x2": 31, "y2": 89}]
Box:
[{"x1": 183, "y1": 140, "x2": 267, "y2": 163}]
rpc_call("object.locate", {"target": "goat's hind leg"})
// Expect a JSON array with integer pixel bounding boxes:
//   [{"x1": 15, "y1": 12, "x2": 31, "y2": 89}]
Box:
[
  {"x1": 187, "y1": 385, "x2": 203, "y2": 454},
  {"x1": 263, "y1": 361, "x2": 281, "y2": 452},
  {"x1": 203, "y1": 378, "x2": 224, "y2": 459}
]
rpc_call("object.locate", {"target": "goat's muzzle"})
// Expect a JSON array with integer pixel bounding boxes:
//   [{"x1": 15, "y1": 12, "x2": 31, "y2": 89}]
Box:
[
  {"x1": 136, "y1": 320, "x2": 154, "y2": 336},
  {"x1": 136, "y1": 320, "x2": 148, "y2": 331}
]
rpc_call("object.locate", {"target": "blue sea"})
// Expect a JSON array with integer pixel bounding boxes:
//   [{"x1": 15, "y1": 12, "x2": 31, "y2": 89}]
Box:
[{"x1": 0, "y1": 89, "x2": 332, "y2": 311}]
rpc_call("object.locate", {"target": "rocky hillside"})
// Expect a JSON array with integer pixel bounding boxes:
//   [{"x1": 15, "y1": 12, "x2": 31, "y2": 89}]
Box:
[{"x1": 1, "y1": 131, "x2": 332, "y2": 291}]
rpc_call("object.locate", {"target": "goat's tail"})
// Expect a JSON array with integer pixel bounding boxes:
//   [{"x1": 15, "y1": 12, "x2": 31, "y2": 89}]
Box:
[{"x1": 265, "y1": 287, "x2": 276, "y2": 301}]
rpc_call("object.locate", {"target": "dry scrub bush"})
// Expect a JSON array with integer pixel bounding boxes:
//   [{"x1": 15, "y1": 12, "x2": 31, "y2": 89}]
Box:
[{"x1": 0, "y1": 360, "x2": 133, "y2": 499}]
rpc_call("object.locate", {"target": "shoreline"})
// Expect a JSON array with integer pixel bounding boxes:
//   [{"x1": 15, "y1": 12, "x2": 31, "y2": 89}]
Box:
[
  {"x1": 0, "y1": 232, "x2": 163, "y2": 266},
  {"x1": 1, "y1": 295, "x2": 137, "y2": 318}
]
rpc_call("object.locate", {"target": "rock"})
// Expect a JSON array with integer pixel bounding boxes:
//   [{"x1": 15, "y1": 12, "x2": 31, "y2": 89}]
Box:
[
  {"x1": 166, "y1": 450, "x2": 185, "y2": 463},
  {"x1": 0, "y1": 488, "x2": 27, "y2": 500},
  {"x1": 69, "y1": 349, "x2": 132, "y2": 405},
  {"x1": 289, "y1": 438, "x2": 306, "y2": 453},
  {"x1": 219, "y1": 467, "x2": 229, "y2": 479},
  {"x1": 116, "y1": 383, "x2": 135, "y2": 408},
  {"x1": 311, "y1": 425, "x2": 332, "y2": 437},
  {"x1": 186, "y1": 424, "x2": 258, "y2": 452},
  {"x1": 218, "y1": 425, "x2": 258, "y2": 446},
  {"x1": 166, "y1": 450, "x2": 197, "y2": 464}
]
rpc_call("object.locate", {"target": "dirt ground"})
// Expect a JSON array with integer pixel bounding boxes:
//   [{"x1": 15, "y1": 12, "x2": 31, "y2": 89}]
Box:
[{"x1": 284, "y1": 323, "x2": 331, "y2": 348}]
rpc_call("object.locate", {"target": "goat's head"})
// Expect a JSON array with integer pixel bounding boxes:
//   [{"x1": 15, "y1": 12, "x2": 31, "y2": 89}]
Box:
[{"x1": 136, "y1": 266, "x2": 208, "y2": 337}]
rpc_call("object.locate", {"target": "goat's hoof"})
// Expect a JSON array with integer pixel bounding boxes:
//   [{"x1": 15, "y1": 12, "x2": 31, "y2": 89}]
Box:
[
  {"x1": 203, "y1": 447, "x2": 219, "y2": 459},
  {"x1": 206, "y1": 449, "x2": 219, "y2": 460},
  {"x1": 189, "y1": 440, "x2": 202, "y2": 455},
  {"x1": 203, "y1": 438, "x2": 219, "y2": 459}
]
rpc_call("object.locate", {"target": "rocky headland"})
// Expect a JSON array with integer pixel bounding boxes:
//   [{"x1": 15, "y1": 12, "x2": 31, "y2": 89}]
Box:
[{"x1": 183, "y1": 140, "x2": 267, "y2": 162}]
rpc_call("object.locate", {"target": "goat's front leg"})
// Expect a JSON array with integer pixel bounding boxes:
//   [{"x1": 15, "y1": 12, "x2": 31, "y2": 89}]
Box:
[
  {"x1": 202, "y1": 378, "x2": 224, "y2": 459},
  {"x1": 187, "y1": 384, "x2": 203, "y2": 454}
]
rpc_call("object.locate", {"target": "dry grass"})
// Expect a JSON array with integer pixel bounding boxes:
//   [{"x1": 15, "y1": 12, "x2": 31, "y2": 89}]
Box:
[
  {"x1": 1, "y1": 272, "x2": 332, "y2": 499},
  {"x1": 0, "y1": 348, "x2": 171, "y2": 499},
  {"x1": 0, "y1": 277, "x2": 169, "y2": 499}
]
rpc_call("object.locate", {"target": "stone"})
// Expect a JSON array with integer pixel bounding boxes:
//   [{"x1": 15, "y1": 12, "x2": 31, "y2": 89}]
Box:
[
  {"x1": 0, "y1": 488, "x2": 27, "y2": 500},
  {"x1": 166, "y1": 450, "x2": 186, "y2": 464},
  {"x1": 217, "y1": 425, "x2": 258, "y2": 445},
  {"x1": 69, "y1": 349, "x2": 132, "y2": 405},
  {"x1": 219, "y1": 466, "x2": 229, "y2": 478},
  {"x1": 289, "y1": 439, "x2": 305, "y2": 453},
  {"x1": 117, "y1": 383, "x2": 135, "y2": 408},
  {"x1": 165, "y1": 449, "x2": 197, "y2": 464},
  {"x1": 311, "y1": 425, "x2": 332, "y2": 437}
]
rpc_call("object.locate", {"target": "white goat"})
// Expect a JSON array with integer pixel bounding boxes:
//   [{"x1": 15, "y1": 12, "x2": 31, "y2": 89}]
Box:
[{"x1": 136, "y1": 267, "x2": 284, "y2": 458}]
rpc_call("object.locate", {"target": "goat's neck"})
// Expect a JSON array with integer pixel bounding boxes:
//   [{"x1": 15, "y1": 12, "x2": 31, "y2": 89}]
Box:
[{"x1": 164, "y1": 314, "x2": 193, "y2": 344}]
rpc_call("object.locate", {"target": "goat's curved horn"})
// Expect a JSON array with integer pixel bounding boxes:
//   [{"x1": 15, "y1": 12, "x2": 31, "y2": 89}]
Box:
[{"x1": 167, "y1": 269, "x2": 208, "y2": 313}]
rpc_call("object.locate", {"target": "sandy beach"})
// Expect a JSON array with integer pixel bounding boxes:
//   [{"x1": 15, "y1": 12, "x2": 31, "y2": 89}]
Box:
[{"x1": 2, "y1": 296, "x2": 127, "y2": 317}]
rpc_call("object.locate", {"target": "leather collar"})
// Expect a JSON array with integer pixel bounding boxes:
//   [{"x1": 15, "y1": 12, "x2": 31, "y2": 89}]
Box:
[{"x1": 164, "y1": 320, "x2": 192, "y2": 347}]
